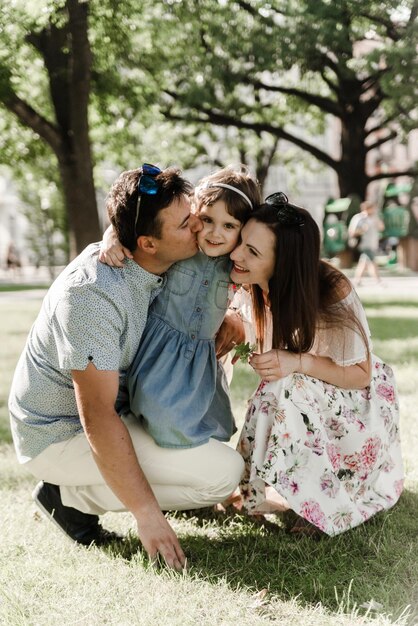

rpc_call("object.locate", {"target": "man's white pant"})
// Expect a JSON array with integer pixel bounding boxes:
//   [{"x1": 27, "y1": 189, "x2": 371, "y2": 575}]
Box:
[{"x1": 25, "y1": 414, "x2": 244, "y2": 515}]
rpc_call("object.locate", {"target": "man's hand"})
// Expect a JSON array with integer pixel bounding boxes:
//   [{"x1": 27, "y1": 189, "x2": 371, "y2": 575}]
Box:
[
  {"x1": 136, "y1": 509, "x2": 186, "y2": 571},
  {"x1": 215, "y1": 309, "x2": 245, "y2": 358}
]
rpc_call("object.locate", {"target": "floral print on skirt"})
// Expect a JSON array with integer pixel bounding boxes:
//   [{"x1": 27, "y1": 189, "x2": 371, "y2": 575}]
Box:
[{"x1": 238, "y1": 356, "x2": 404, "y2": 535}]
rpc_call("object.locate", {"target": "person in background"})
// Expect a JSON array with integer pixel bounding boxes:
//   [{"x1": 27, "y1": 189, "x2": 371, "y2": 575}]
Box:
[{"x1": 348, "y1": 200, "x2": 385, "y2": 286}]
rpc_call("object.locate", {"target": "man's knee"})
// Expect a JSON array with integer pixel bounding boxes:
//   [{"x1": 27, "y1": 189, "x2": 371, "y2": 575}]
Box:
[{"x1": 208, "y1": 447, "x2": 244, "y2": 500}]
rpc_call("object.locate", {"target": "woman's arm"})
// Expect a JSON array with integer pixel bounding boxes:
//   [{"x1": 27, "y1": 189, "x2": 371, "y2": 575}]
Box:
[{"x1": 250, "y1": 349, "x2": 372, "y2": 390}]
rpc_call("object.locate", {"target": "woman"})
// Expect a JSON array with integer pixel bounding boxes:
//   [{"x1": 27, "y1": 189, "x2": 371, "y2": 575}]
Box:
[{"x1": 231, "y1": 193, "x2": 404, "y2": 536}]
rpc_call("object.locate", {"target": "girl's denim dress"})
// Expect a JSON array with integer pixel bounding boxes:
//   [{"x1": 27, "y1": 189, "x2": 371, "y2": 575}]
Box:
[{"x1": 127, "y1": 251, "x2": 237, "y2": 448}]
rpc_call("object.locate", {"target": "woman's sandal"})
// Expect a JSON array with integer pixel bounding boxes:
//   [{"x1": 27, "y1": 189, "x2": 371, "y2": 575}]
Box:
[{"x1": 281, "y1": 510, "x2": 324, "y2": 539}]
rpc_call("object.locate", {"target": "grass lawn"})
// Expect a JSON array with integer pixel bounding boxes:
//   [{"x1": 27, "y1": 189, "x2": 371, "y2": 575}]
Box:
[{"x1": 0, "y1": 289, "x2": 417, "y2": 625}]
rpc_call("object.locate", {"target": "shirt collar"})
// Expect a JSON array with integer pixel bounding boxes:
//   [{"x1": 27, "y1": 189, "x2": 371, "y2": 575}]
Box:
[{"x1": 123, "y1": 258, "x2": 165, "y2": 294}]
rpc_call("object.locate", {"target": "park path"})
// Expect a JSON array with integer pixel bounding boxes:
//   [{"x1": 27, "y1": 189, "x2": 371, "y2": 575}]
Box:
[{"x1": 353, "y1": 275, "x2": 418, "y2": 299}]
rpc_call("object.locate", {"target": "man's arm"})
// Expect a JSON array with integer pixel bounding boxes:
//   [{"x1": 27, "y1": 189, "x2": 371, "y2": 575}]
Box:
[{"x1": 72, "y1": 363, "x2": 185, "y2": 570}]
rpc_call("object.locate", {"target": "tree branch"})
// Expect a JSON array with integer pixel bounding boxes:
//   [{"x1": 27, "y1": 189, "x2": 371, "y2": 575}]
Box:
[
  {"x1": 3, "y1": 92, "x2": 62, "y2": 153},
  {"x1": 365, "y1": 113, "x2": 398, "y2": 137},
  {"x1": 163, "y1": 99, "x2": 339, "y2": 171},
  {"x1": 235, "y1": 0, "x2": 260, "y2": 17},
  {"x1": 262, "y1": 135, "x2": 280, "y2": 170},
  {"x1": 235, "y1": 0, "x2": 288, "y2": 21},
  {"x1": 360, "y1": 68, "x2": 389, "y2": 92},
  {"x1": 320, "y1": 69, "x2": 339, "y2": 95},
  {"x1": 357, "y1": 11, "x2": 401, "y2": 41},
  {"x1": 256, "y1": 135, "x2": 280, "y2": 190},
  {"x1": 26, "y1": 10, "x2": 71, "y2": 133},
  {"x1": 319, "y1": 51, "x2": 345, "y2": 81},
  {"x1": 250, "y1": 78, "x2": 343, "y2": 117},
  {"x1": 368, "y1": 169, "x2": 418, "y2": 183},
  {"x1": 408, "y1": 0, "x2": 418, "y2": 26},
  {"x1": 365, "y1": 129, "x2": 398, "y2": 152}
]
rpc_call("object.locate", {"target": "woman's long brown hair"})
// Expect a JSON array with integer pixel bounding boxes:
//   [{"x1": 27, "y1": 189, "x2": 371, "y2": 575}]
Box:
[{"x1": 250, "y1": 203, "x2": 369, "y2": 356}]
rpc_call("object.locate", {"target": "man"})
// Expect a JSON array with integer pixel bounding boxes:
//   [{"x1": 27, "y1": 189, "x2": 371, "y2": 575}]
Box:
[
  {"x1": 348, "y1": 200, "x2": 384, "y2": 286},
  {"x1": 9, "y1": 165, "x2": 244, "y2": 571}
]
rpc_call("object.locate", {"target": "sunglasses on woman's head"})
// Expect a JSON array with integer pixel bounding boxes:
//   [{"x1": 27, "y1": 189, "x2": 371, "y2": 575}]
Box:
[
  {"x1": 265, "y1": 192, "x2": 305, "y2": 227},
  {"x1": 134, "y1": 163, "x2": 162, "y2": 232}
]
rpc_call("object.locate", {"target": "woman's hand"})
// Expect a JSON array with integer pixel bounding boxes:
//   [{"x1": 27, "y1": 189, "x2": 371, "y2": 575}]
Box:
[
  {"x1": 250, "y1": 349, "x2": 301, "y2": 381},
  {"x1": 99, "y1": 225, "x2": 133, "y2": 268}
]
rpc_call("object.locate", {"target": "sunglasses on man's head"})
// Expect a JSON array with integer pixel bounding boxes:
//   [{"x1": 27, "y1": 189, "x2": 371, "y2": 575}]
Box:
[
  {"x1": 134, "y1": 163, "x2": 162, "y2": 232},
  {"x1": 265, "y1": 192, "x2": 305, "y2": 228}
]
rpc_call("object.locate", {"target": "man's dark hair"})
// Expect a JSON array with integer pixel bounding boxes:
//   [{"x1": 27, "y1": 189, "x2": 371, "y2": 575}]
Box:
[{"x1": 106, "y1": 167, "x2": 193, "y2": 251}]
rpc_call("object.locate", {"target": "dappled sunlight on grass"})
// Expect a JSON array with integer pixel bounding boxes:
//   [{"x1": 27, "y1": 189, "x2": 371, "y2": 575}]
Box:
[
  {"x1": 366, "y1": 307, "x2": 418, "y2": 319},
  {"x1": 372, "y1": 337, "x2": 418, "y2": 365}
]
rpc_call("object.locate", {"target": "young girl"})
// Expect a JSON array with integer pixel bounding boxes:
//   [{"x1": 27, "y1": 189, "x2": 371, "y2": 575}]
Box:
[
  {"x1": 230, "y1": 193, "x2": 404, "y2": 535},
  {"x1": 100, "y1": 166, "x2": 261, "y2": 448}
]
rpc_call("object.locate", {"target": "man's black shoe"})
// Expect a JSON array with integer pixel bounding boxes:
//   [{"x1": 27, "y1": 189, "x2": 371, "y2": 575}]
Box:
[{"x1": 33, "y1": 481, "x2": 123, "y2": 546}]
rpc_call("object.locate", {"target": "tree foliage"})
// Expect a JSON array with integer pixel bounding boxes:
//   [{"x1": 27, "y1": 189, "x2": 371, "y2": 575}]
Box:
[
  {"x1": 148, "y1": 0, "x2": 418, "y2": 199},
  {"x1": 0, "y1": 0, "x2": 416, "y2": 262},
  {"x1": 0, "y1": 0, "x2": 223, "y2": 257}
]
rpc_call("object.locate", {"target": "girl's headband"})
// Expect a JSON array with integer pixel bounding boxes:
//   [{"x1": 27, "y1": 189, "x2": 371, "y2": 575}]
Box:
[{"x1": 198, "y1": 182, "x2": 253, "y2": 210}]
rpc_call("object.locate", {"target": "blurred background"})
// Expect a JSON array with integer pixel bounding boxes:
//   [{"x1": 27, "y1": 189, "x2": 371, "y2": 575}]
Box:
[{"x1": 0, "y1": 0, "x2": 417, "y2": 280}]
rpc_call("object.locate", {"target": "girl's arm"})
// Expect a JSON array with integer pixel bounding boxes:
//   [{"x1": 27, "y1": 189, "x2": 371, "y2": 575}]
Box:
[
  {"x1": 99, "y1": 225, "x2": 133, "y2": 267},
  {"x1": 250, "y1": 349, "x2": 371, "y2": 390}
]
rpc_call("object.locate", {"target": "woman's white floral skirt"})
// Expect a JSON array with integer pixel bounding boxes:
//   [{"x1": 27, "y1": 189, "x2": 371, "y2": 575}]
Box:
[{"x1": 238, "y1": 356, "x2": 404, "y2": 535}]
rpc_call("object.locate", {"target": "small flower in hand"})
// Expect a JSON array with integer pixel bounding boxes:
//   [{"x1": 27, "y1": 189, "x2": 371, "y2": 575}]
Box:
[{"x1": 233, "y1": 342, "x2": 256, "y2": 363}]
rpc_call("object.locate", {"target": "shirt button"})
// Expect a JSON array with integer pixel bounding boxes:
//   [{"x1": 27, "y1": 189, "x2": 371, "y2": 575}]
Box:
[
  {"x1": 191, "y1": 334, "x2": 196, "y2": 340},
  {"x1": 196, "y1": 307, "x2": 201, "y2": 312},
  {"x1": 203, "y1": 280, "x2": 209, "y2": 286}
]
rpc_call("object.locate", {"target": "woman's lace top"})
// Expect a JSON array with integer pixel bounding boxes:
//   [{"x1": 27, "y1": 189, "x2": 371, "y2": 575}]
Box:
[{"x1": 231, "y1": 287, "x2": 372, "y2": 366}]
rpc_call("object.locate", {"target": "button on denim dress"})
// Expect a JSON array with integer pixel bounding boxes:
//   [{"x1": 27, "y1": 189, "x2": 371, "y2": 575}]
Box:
[{"x1": 127, "y1": 252, "x2": 236, "y2": 448}]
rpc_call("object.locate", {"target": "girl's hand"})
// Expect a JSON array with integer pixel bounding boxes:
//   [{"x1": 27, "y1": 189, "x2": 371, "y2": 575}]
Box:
[
  {"x1": 99, "y1": 225, "x2": 133, "y2": 268},
  {"x1": 250, "y1": 349, "x2": 301, "y2": 381}
]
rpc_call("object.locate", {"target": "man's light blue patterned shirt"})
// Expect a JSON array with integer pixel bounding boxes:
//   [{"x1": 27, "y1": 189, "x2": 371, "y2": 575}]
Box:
[{"x1": 9, "y1": 243, "x2": 164, "y2": 462}]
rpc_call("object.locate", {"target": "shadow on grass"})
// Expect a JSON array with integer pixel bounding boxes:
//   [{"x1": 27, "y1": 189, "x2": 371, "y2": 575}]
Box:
[{"x1": 106, "y1": 491, "x2": 418, "y2": 624}]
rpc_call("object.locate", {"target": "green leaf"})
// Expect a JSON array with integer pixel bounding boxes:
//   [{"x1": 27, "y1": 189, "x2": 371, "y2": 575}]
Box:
[{"x1": 233, "y1": 342, "x2": 256, "y2": 363}]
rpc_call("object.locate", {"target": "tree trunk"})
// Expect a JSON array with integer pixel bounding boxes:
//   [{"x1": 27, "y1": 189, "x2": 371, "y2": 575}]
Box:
[
  {"x1": 58, "y1": 155, "x2": 101, "y2": 256},
  {"x1": 26, "y1": 0, "x2": 101, "y2": 258},
  {"x1": 337, "y1": 114, "x2": 369, "y2": 200}
]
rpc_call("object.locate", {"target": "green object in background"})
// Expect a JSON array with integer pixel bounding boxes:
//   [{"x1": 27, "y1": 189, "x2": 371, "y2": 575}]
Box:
[
  {"x1": 323, "y1": 220, "x2": 348, "y2": 255},
  {"x1": 383, "y1": 205, "x2": 410, "y2": 238},
  {"x1": 325, "y1": 198, "x2": 352, "y2": 213},
  {"x1": 384, "y1": 183, "x2": 412, "y2": 198}
]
